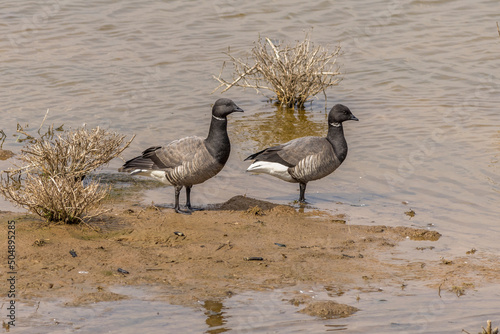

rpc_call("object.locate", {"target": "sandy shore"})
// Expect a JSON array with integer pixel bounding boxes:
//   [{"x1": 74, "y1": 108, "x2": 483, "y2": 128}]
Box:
[{"x1": 1, "y1": 194, "x2": 499, "y2": 319}]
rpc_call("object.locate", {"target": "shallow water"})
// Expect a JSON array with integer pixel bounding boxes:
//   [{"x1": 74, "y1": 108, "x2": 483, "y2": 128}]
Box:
[
  {"x1": 1, "y1": 0, "x2": 499, "y2": 332},
  {"x1": 9, "y1": 283, "x2": 500, "y2": 333}
]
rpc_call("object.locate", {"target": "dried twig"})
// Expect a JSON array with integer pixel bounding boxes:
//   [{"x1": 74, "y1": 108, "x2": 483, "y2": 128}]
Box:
[
  {"x1": 215, "y1": 64, "x2": 258, "y2": 93},
  {"x1": 38, "y1": 109, "x2": 50, "y2": 132}
]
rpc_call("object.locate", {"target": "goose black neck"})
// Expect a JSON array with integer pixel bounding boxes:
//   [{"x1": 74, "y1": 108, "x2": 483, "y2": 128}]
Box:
[
  {"x1": 205, "y1": 116, "x2": 231, "y2": 164},
  {"x1": 326, "y1": 124, "x2": 348, "y2": 163}
]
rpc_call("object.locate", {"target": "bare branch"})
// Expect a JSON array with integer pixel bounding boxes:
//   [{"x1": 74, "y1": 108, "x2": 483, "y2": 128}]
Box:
[
  {"x1": 213, "y1": 64, "x2": 259, "y2": 93},
  {"x1": 266, "y1": 37, "x2": 281, "y2": 60}
]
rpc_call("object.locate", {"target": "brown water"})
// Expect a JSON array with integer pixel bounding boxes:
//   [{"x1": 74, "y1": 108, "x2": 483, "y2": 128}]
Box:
[{"x1": 1, "y1": 0, "x2": 499, "y2": 332}]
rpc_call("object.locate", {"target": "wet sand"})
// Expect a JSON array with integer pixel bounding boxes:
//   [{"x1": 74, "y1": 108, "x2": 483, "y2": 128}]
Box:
[{"x1": 1, "y1": 194, "x2": 499, "y2": 319}]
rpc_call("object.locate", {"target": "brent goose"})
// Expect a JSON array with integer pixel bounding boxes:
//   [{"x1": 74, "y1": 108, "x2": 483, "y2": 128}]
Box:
[
  {"x1": 119, "y1": 98, "x2": 243, "y2": 214},
  {"x1": 245, "y1": 104, "x2": 358, "y2": 202}
]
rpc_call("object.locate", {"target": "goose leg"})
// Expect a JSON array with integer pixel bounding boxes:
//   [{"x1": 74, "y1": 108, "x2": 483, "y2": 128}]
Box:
[
  {"x1": 174, "y1": 185, "x2": 191, "y2": 215},
  {"x1": 185, "y1": 186, "x2": 192, "y2": 209},
  {"x1": 299, "y1": 183, "x2": 307, "y2": 203},
  {"x1": 185, "y1": 186, "x2": 203, "y2": 212}
]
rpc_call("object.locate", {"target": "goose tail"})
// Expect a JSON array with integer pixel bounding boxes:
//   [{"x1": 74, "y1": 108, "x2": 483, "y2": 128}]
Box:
[
  {"x1": 119, "y1": 155, "x2": 155, "y2": 174},
  {"x1": 246, "y1": 161, "x2": 294, "y2": 182}
]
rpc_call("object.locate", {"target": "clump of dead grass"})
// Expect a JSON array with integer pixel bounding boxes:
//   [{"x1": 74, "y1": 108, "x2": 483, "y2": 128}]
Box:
[
  {"x1": 0, "y1": 122, "x2": 134, "y2": 224},
  {"x1": 213, "y1": 34, "x2": 342, "y2": 109}
]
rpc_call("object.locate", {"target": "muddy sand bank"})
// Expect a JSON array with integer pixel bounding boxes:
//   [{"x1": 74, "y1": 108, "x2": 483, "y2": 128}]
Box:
[{"x1": 1, "y1": 195, "x2": 499, "y2": 319}]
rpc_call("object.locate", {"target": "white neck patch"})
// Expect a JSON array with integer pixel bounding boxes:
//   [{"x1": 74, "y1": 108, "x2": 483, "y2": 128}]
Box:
[
  {"x1": 213, "y1": 115, "x2": 225, "y2": 121},
  {"x1": 330, "y1": 122, "x2": 341, "y2": 127}
]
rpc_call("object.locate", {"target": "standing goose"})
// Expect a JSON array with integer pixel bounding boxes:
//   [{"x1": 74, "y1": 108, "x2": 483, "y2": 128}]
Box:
[
  {"x1": 245, "y1": 104, "x2": 358, "y2": 202},
  {"x1": 119, "y1": 98, "x2": 243, "y2": 214}
]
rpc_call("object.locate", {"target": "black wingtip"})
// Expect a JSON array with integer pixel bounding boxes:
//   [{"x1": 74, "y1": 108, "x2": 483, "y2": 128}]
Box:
[
  {"x1": 244, "y1": 150, "x2": 261, "y2": 161},
  {"x1": 142, "y1": 146, "x2": 162, "y2": 156},
  {"x1": 244, "y1": 147, "x2": 269, "y2": 161}
]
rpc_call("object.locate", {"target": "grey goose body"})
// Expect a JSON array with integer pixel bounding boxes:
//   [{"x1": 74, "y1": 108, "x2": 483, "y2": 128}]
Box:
[
  {"x1": 119, "y1": 98, "x2": 243, "y2": 213},
  {"x1": 245, "y1": 104, "x2": 358, "y2": 202}
]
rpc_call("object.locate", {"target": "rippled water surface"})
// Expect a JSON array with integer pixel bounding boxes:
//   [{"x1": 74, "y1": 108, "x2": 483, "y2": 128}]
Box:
[{"x1": 1, "y1": 0, "x2": 499, "y2": 332}]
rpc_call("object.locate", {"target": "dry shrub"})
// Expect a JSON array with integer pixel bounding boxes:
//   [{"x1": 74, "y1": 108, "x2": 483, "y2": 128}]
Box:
[
  {"x1": 0, "y1": 126, "x2": 134, "y2": 224},
  {"x1": 463, "y1": 320, "x2": 498, "y2": 334},
  {"x1": 213, "y1": 34, "x2": 342, "y2": 108}
]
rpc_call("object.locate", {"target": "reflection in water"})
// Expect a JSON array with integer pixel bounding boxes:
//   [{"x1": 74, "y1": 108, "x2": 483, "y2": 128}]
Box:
[
  {"x1": 202, "y1": 300, "x2": 229, "y2": 334},
  {"x1": 233, "y1": 105, "x2": 326, "y2": 151}
]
